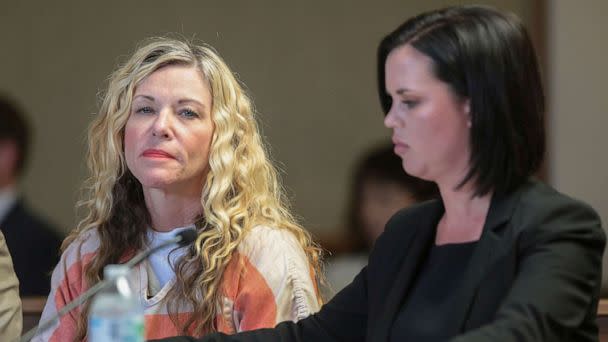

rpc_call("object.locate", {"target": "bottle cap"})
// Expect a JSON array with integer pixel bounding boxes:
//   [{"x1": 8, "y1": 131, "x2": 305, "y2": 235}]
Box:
[{"x1": 103, "y1": 264, "x2": 129, "y2": 280}]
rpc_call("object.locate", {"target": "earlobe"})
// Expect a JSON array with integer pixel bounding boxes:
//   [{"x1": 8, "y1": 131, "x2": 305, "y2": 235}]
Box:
[
  {"x1": 464, "y1": 99, "x2": 471, "y2": 128},
  {"x1": 463, "y1": 98, "x2": 470, "y2": 115}
]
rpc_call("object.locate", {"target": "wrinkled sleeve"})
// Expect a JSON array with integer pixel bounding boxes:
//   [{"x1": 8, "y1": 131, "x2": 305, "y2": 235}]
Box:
[{"x1": 231, "y1": 228, "x2": 321, "y2": 332}]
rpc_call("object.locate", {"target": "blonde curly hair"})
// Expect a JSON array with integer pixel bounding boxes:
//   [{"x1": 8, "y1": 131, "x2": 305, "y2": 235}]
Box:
[{"x1": 63, "y1": 37, "x2": 322, "y2": 339}]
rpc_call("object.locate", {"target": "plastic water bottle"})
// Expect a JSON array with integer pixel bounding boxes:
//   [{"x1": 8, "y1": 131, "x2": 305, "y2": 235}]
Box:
[{"x1": 88, "y1": 264, "x2": 144, "y2": 342}]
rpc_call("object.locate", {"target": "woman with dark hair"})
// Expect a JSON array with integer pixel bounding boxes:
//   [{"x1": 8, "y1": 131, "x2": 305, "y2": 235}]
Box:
[{"x1": 155, "y1": 5, "x2": 605, "y2": 341}]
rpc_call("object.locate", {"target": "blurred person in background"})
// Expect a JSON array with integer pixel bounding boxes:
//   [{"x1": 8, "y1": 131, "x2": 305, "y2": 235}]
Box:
[
  {"x1": 323, "y1": 143, "x2": 437, "y2": 298},
  {"x1": 0, "y1": 94, "x2": 62, "y2": 297}
]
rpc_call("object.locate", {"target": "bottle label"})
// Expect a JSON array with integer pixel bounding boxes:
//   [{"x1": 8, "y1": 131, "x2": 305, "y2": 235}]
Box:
[{"x1": 89, "y1": 315, "x2": 144, "y2": 342}]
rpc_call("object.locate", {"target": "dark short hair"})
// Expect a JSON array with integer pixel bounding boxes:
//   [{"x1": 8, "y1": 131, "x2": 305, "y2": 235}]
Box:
[
  {"x1": 0, "y1": 95, "x2": 30, "y2": 176},
  {"x1": 347, "y1": 143, "x2": 438, "y2": 251},
  {"x1": 377, "y1": 5, "x2": 545, "y2": 196}
]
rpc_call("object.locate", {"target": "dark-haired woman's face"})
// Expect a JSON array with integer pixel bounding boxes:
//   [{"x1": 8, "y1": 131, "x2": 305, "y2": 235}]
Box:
[{"x1": 384, "y1": 44, "x2": 470, "y2": 186}]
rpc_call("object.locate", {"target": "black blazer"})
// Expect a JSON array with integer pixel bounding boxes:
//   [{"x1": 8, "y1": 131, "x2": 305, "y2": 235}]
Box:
[
  {"x1": 155, "y1": 179, "x2": 605, "y2": 341},
  {"x1": 0, "y1": 199, "x2": 62, "y2": 296}
]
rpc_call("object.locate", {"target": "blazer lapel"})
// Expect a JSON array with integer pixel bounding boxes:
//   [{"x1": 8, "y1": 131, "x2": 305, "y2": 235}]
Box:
[
  {"x1": 450, "y1": 187, "x2": 524, "y2": 332},
  {"x1": 448, "y1": 225, "x2": 502, "y2": 332},
  {"x1": 370, "y1": 201, "x2": 442, "y2": 341}
]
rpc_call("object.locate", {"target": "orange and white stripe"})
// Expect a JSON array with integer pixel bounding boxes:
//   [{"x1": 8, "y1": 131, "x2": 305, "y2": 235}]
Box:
[{"x1": 34, "y1": 226, "x2": 320, "y2": 341}]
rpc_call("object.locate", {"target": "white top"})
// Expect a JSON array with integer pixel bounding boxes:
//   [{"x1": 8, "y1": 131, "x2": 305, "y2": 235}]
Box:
[
  {"x1": 145, "y1": 225, "x2": 192, "y2": 290},
  {"x1": 0, "y1": 186, "x2": 17, "y2": 224}
]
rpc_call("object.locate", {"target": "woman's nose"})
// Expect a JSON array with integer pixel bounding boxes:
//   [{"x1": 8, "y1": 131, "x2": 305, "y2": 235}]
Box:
[
  {"x1": 384, "y1": 107, "x2": 398, "y2": 128},
  {"x1": 152, "y1": 109, "x2": 173, "y2": 138}
]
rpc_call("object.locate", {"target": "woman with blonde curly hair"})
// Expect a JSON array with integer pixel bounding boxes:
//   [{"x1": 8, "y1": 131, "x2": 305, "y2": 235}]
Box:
[{"x1": 35, "y1": 37, "x2": 322, "y2": 341}]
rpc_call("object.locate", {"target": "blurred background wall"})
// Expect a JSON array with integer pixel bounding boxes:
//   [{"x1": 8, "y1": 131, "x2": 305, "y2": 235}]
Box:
[
  {"x1": 548, "y1": 0, "x2": 608, "y2": 290},
  {"x1": 0, "y1": 0, "x2": 538, "y2": 238}
]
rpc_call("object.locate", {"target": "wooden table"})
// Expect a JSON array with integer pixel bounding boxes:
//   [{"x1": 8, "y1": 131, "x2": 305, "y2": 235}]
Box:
[
  {"x1": 18, "y1": 297, "x2": 608, "y2": 339},
  {"x1": 21, "y1": 296, "x2": 47, "y2": 333}
]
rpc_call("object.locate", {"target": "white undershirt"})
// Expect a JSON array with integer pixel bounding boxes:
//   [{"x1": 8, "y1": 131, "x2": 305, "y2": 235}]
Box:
[
  {"x1": 146, "y1": 225, "x2": 193, "y2": 289},
  {"x1": 0, "y1": 185, "x2": 17, "y2": 224}
]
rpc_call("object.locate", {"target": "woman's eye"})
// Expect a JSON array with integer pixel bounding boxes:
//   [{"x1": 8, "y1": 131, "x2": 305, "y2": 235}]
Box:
[
  {"x1": 180, "y1": 109, "x2": 199, "y2": 118},
  {"x1": 135, "y1": 106, "x2": 154, "y2": 114},
  {"x1": 402, "y1": 100, "x2": 418, "y2": 109}
]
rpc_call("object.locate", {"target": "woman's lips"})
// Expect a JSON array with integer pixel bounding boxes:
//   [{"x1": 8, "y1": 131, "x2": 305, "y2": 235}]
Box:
[
  {"x1": 142, "y1": 149, "x2": 174, "y2": 159},
  {"x1": 392, "y1": 141, "x2": 409, "y2": 154}
]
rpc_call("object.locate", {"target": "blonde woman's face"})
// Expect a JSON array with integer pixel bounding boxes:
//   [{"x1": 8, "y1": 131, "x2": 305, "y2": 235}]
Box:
[{"x1": 124, "y1": 64, "x2": 214, "y2": 195}]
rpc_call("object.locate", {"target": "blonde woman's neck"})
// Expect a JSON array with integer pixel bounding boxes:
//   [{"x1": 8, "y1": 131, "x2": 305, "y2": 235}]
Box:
[{"x1": 143, "y1": 187, "x2": 203, "y2": 232}]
